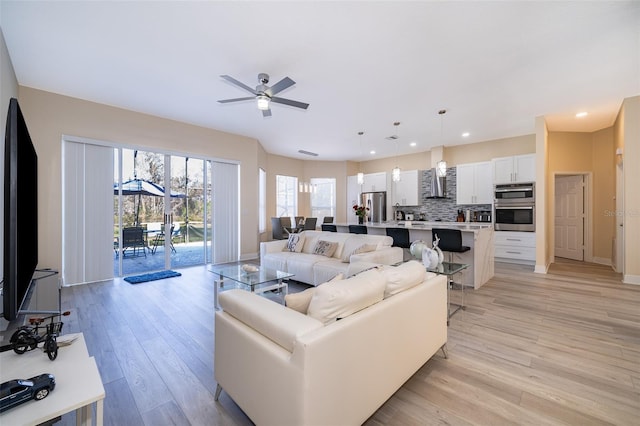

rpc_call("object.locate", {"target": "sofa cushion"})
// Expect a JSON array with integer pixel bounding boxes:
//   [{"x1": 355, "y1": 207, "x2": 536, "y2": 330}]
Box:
[
  {"x1": 346, "y1": 261, "x2": 381, "y2": 278},
  {"x1": 341, "y1": 238, "x2": 377, "y2": 262},
  {"x1": 313, "y1": 240, "x2": 339, "y2": 257},
  {"x1": 285, "y1": 286, "x2": 316, "y2": 314},
  {"x1": 380, "y1": 260, "x2": 427, "y2": 298},
  {"x1": 307, "y1": 269, "x2": 386, "y2": 324},
  {"x1": 285, "y1": 273, "x2": 343, "y2": 314},
  {"x1": 283, "y1": 233, "x2": 305, "y2": 253}
]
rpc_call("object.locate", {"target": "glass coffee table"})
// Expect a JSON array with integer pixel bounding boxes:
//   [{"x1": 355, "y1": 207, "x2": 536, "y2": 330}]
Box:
[
  {"x1": 210, "y1": 264, "x2": 294, "y2": 309},
  {"x1": 427, "y1": 262, "x2": 469, "y2": 324}
]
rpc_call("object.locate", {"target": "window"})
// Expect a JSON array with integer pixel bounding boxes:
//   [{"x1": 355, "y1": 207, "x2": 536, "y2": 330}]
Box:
[
  {"x1": 259, "y1": 168, "x2": 266, "y2": 232},
  {"x1": 310, "y1": 177, "x2": 336, "y2": 222},
  {"x1": 276, "y1": 175, "x2": 298, "y2": 218}
]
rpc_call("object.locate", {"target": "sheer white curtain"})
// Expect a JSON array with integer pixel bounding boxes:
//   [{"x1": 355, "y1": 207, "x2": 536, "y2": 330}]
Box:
[
  {"x1": 211, "y1": 161, "x2": 239, "y2": 264},
  {"x1": 62, "y1": 141, "x2": 114, "y2": 285}
]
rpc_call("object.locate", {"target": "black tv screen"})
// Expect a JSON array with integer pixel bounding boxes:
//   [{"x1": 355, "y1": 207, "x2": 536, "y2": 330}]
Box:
[{"x1": 3, "y1": 98, "x2": 38, "y2": 321}]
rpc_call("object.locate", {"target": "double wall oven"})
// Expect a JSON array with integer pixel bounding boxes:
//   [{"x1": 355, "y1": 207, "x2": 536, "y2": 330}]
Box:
[{"x1": 494, "y1": 182, "x2": 535, "y2": 231}]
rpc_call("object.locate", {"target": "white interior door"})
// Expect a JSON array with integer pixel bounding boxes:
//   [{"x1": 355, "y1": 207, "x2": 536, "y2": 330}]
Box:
[
  {"x1": 555, "y1": 175, "x2": 584, "y2": 261},
  {"x1": 614, "y1": 161, "x2": 624, "y2": 272}
]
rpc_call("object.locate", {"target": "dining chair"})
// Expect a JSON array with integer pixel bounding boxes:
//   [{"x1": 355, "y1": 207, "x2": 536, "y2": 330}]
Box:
[{"x1": 303, "y1": 217, "x2": 317, "y2": 230}]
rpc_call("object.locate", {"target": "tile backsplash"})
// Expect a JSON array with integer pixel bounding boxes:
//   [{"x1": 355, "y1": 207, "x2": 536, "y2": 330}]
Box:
[{"x1": 396, "y1": 168, "x2": 491, "y2": 222}]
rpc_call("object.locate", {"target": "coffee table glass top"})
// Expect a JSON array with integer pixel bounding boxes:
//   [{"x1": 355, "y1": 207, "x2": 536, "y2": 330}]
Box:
[
  {"x1": 209, "y1": 264, "x2": 294, "y2": 289},
  {"x1": 427, "y1": 262, "x2": 469, "y2": 276}
]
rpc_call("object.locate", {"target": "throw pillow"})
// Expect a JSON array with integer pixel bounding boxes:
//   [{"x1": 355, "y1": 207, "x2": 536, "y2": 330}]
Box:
[
  {"x1": 341, "y1": 243, "x2": 378, "y2": 262},
  {"x1": 285, "y1": 286, "x2": 316, "y2": 313},
  {"x1": 283, "y1": 233, "x2": 305, "y2": 253},
  {"x1": 313, "y1": 240, "x2": 338, "y2": 257},
  {"x1": 381, "y1": 260, "x2": 426, "y2": 298},
  {"x1": 307, "y1": 269, "x2": 386, "y2": 324},
  {"x1": 284, "y1": 273, "x2": 344, "y2": 314}
]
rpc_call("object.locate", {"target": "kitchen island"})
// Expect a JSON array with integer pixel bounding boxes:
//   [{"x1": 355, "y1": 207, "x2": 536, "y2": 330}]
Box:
[{"x1": 336, "y1": 222, "x2": 494, "y2": 289}]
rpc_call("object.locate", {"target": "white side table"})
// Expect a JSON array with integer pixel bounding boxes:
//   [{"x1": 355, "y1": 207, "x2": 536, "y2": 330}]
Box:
[{"x1": 0, "y1": 333, "x2": 105, "y2": 425}]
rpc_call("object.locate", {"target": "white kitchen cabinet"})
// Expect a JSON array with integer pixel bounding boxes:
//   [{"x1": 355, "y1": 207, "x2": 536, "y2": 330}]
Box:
[
  {"x1": 494, "y1": 231, "x2": 536, "y2": 263},
  {"x1": 362, "y1": 172, "x2": 387, "y2": 192},
  {"x1": 493, "y1": 154, "x2": 536, "y2": 184},
  {"x1": 456, "y1": 161, "x2": 492, "y2": 205},
  {"x1": 392, "y1": 169, "x2": 419, "y2": 206}
]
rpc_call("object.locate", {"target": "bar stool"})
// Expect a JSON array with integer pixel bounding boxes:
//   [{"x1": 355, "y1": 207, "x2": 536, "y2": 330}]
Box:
[
  {"x1": 385, "y1": 228, "x2": 411, "y2": 261},
  {"x1": 321, "y1": 224, "x2": 337, "y2": 232},
  {"x1": 348, "y1": 225, "x2": 368, "y2": 234},
  {"x1": 432, "y1": 228, "x2": 470, "y2": 311}
]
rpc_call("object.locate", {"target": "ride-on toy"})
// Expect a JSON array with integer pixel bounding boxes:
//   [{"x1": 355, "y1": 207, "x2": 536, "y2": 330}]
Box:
[{"x1": 10, "y1": 311, "x2": 71, "y2": 361}]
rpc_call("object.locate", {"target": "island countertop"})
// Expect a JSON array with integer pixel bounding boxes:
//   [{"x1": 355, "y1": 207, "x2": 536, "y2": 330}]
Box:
[{"x1": 334, "y1": 222, "x2": 494, "y2": 289}]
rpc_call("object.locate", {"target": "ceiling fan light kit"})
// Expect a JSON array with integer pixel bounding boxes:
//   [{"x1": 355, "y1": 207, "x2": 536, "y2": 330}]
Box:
[{"x1": 218, "y1": 73, "x2": 309, "y2": 117}]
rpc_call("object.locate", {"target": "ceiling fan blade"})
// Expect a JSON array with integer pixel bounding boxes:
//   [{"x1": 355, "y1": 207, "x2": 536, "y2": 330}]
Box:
[
  {"x1": 220, "y1": 75, "x2": 257, "y2": 95},
  {"x1": 268, "y1": 77, "x2": 295, "y2": 96},
  {"x1": 262, "y1": 108, "x2": 272, "y2": 118},
  {"x1": 271, "y1": 97, "x2": 309, "y2": 110},
  {"x1": 218, "y1": 97, "x2": 256, "y2": 104}
]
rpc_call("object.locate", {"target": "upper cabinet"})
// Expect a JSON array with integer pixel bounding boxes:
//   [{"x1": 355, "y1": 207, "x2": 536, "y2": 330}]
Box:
[
  {"x1": 362, "y1": 172, "x2": 387, "y2": 192},
  {"x1": 391, "y1": 169, "x2": 419, "y2": 206},
  {"x1": 492, "y1": 154, "x2": 536, "y2": 184},
  {"x1": 457, "y1": 161, "x2": 493, "y2": 205}
]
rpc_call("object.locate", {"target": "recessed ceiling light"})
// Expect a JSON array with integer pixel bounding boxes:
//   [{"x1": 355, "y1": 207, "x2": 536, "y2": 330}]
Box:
[
  {"x1": 576, "y1": 111, "x2": 588, "y2": 118},
  {"x1": 370, "y1": 150, "x2": 376, "y2": 155},
  {"x1": 410, "y1": 142, "x2": 417, "y2": 147},
  {"x1": 462, "y1": 132, "x2": 470, "y2": 137}
]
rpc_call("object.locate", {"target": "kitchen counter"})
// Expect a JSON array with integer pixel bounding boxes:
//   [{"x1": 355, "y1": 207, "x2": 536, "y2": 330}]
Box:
[{"x1": 335, "y1": 222, "x2": 494, "y2": 289}]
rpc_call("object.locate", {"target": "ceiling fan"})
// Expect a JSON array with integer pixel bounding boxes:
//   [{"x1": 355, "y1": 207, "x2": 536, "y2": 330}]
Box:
[{"x1": 218, "y1": 73, "x2": 309, "y2": 117}]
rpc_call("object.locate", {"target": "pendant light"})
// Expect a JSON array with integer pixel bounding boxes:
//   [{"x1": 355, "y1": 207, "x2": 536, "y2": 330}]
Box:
[
  {"x1": 392, "y1": 122, "x2": 401, "y2": 182},
  {"x1": 357, "y1": 131, "x2": 365, "y2": 185},
  {"x1": 436, "y1": 110, "x2": 447, "y2": 177}
]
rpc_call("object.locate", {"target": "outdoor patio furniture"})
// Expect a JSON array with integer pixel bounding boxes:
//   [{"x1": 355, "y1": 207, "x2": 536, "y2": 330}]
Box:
[
  {"x1": 151, "y1": 224, "x2": 177, "y2": 254},
  {"x1": 122, "y1": 226, "x2": 147, "y2": 257}
]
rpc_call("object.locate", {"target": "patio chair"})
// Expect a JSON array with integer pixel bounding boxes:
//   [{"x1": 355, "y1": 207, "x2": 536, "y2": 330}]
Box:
[
  {"x1": 151, "y1": 224, "x2": 177, "y2": 254},
  {"x1": 122, "y1": 227, "x2": 147, "y2": 257}
]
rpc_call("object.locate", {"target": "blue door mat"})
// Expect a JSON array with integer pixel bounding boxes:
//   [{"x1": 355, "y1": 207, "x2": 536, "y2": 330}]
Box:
[{"x1": 124, "y1": 270, "x2": 182, "y2": 284}]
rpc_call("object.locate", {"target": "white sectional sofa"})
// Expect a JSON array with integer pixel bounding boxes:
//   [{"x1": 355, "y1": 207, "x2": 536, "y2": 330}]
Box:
[
  {"x1": 214, "y1": 261, "x2": 448, "y2": 426},
  {"x1": 260, "y1": 230, "x2": 403, "y2": 286}
]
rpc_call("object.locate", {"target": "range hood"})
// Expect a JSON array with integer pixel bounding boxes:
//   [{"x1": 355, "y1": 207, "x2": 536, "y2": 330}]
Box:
[
  {"x1": 427, "y1": 145, "x2": 447, "y2": 199},
  {"x1": 428, "y1": 170, "x2": 447, "y2": 198}
]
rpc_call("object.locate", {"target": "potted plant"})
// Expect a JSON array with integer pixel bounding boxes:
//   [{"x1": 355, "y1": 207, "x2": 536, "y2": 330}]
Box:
[{"x1": 353, "y1": 205, "x2": 369, "y2": 224}]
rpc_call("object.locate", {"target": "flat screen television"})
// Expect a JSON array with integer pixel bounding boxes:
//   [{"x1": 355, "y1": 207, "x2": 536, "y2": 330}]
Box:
[{"x1": 3, "y1": 97, "x2": 38, "y2": 321}]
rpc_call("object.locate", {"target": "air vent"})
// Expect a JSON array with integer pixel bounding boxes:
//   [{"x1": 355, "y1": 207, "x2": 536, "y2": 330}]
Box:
[{"x1": 298, "y1": 149, "x2": 318, "y2": 157}]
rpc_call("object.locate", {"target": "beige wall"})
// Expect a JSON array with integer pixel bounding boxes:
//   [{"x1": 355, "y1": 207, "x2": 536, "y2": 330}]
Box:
[
  {"x1": 547, "y1": 129, "x2": 615, "y2": 263},
  {"x1": 0, "y1": 27, "x2": 18, "y2": 281},
  {"x1": 535, "y1": 116, "x2": 549, "y2": 272},
  {"x1": 446, "y1": 134, "x2": 535, "y2": 166},
  {"x1": 18, "y1": 87, "x2": 262, "y2": 271},
  {"x1": 620, "y1": 96, "x2": 640, "y2": 283}
]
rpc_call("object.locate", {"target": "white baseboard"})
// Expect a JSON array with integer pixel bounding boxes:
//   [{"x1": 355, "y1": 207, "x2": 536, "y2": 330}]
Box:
[
  {"x1": 534, "y1": 263, "x2": 549, "y2": 274},
  {"x1": 592, "y1": 257, "x2": 612, "y2": 266},
  {"x1": 240, "y1": 252, "x2": 259, "y2": 261},
  {"x1": 623, "y1": 274, "x2": 640, "y2": 285}
]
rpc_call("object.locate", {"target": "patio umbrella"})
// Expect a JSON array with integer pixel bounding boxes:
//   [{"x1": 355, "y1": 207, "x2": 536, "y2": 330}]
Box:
[{"x1": 114, "y1": 178, "x2": 186, "y2": 225}]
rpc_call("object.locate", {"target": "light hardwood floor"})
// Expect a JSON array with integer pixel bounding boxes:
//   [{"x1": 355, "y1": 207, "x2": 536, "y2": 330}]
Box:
[{"x1": 45, "y1": 260, "x2": 640, "y2": 425}]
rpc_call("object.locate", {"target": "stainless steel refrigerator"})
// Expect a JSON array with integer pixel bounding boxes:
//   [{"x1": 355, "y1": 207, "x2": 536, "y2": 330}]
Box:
[{"x1": 360, "y1": 191, "x2": 387, "y2": 223}]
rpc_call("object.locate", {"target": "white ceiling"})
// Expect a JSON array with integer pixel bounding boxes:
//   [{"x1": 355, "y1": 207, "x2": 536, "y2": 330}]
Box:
[{"x1": 1, "y1": 1, "x2": 638, "y2": 161}]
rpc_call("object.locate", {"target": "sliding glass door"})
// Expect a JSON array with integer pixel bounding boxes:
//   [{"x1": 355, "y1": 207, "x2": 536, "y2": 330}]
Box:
[{"x1": 114, "y1": 150, "x2": 212, "y2": 277}]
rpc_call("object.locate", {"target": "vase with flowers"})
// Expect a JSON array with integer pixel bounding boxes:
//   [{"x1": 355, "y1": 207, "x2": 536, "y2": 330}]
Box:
[{"x1": 353, "y1": 205, "x2": 369, "y2": 224}]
